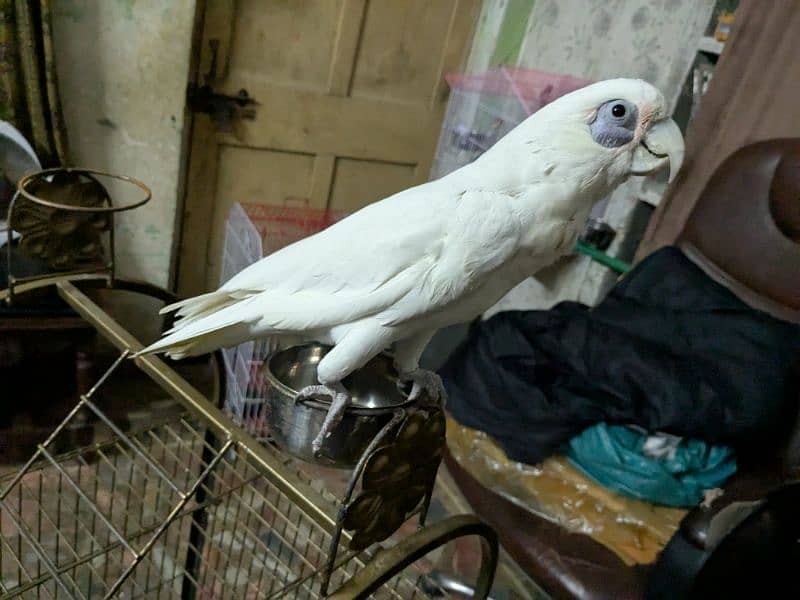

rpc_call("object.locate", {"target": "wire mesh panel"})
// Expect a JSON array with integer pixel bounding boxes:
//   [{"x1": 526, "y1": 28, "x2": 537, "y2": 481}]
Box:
[
  {"x1": 219, "y1": 202, "x2": 262, "y2": 430},
  {"x1": 0, "y1": 409, "x2": 438, "y2": 599}
]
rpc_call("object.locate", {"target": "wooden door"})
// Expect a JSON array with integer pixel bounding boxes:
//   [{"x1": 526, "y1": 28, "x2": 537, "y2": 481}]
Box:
[{"x1": 177, "y1": 0, "x2": 479, "y2": 295}]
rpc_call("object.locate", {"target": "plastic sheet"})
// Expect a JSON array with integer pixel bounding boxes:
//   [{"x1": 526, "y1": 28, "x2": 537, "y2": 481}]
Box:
[
  {"x1": 444, "y1": 67, "x2": 590, "y2": 116},
  {"x1": 430, "y1": 67, "x2": 591, "y2": 180},
  {"x1": 446, "y1": 417, "x2": 686, "y2": 566}
]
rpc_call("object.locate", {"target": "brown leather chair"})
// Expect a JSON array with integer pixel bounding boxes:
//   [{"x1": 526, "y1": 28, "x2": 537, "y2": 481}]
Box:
[{"x1": 445, "y1": 139, "x2": 800, "y2": 599}]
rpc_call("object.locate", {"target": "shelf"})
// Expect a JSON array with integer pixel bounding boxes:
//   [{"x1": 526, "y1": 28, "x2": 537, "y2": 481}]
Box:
[
  {"x1": 698, "y1": 36, "x2": 725, "y2": 56},
  {"x1": 638, "y1": 187, "x2": 666, "y2": 207}
]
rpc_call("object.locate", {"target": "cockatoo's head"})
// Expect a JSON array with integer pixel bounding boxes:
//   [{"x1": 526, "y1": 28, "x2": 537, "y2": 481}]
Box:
[{"x1": 494, "y1": 78, "x2": 684, "y2": 192}]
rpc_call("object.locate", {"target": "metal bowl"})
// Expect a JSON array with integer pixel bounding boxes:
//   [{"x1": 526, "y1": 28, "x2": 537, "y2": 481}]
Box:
[{"x1": 262, "y1": 343, "x2": 412, "y2": 468}]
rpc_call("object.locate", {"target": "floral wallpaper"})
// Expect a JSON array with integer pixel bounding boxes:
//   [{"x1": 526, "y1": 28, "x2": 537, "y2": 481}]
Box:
[{"x1": 520, "y1": 0, "x2": 715, "y2": 111}]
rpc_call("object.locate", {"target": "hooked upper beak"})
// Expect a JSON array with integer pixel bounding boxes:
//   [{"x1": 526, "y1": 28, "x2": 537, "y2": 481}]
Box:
[{"x1": 631, "y1": 118, "x2": 685, "y2": 183}]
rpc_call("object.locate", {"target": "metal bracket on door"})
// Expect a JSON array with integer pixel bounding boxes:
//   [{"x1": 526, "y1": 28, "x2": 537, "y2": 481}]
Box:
[
  {"x1": 187, "y1": 84, "x2": 258, "y2": 132},
  {"x1": 187, "y1": 38, "x2": 259, "y2": 132}
]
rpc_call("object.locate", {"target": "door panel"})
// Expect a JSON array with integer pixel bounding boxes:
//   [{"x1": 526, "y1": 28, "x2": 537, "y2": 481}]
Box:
[
  {"x1": 229, "y1": 0, "x2": 344, "y2": 91},
  {"x1": 178, "y1": 0, "x2": 479, "y2": 294},
  {"x1": 351, "y1": 0, "x2": 459, "y2": 103},
  {"x1": 329, "y1": 157, "x2": 416, "y2": 212},
  {"x1": 212, "y1": 146, "x2": 316, "y2": 257}
]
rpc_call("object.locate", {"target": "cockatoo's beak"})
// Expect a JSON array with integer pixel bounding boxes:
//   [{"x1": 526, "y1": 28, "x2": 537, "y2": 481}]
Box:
[{"x1": 631, "y1": 118, "x2": 685, "y2": 182}]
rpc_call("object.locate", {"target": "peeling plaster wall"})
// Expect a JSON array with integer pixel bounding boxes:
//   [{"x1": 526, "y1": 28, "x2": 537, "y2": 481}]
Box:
[{"x1": 52, "y1": 0, "x2": 196, "y2": 288}]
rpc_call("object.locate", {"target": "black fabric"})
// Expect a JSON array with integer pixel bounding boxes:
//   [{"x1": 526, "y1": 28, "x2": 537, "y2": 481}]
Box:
[{"x1": 442, "y1": 246, "x2": 800, "y2": 465}]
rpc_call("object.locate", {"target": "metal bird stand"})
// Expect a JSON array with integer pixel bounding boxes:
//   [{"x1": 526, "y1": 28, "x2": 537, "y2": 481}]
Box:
[{"x1": 0, "y1": 169, "x2": 498, "y2": 599}]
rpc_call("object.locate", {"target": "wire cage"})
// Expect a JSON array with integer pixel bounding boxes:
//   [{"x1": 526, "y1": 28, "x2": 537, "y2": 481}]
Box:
[
  {"x1": 1, "y1": 171, "x2": 497, "y2": 599},
  {"x1": 3, "y1": 168, "x2": 151, "y2": 305},
  {"x1": 0, "y1": 281, "x2": 497, "y2": 599},
  {"x1": 0, "y1": 407, "x2": 434, "y2": 599}
]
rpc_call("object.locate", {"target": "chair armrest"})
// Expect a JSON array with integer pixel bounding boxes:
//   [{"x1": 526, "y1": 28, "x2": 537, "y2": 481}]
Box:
[
  {"x1": 680, "y1": 466, "x2": 787, "y2": 551},
  {"x1": 328, "y1": 515, "x2": 498, "y2": 600}
]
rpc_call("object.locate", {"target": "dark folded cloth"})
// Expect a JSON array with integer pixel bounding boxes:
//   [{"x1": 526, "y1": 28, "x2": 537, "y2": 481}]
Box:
[{"x1": 442, "y1": 246, "x2": 800, "y2": 465}]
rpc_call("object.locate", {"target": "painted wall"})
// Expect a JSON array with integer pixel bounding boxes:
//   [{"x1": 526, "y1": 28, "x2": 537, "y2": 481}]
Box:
[{"x1": 52, "y1": 0, "x2": 196, "y2": 288}]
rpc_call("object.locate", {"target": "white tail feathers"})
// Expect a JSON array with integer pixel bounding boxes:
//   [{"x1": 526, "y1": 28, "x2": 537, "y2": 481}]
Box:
[
  {"x1": 135, "y1": 322, "x2": 253, "y2": 358},
  {"x1": 138, "y1": 289, "x2": 262, "y2": 358}
]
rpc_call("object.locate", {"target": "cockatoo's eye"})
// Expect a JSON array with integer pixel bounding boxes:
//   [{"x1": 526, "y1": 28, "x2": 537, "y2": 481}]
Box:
[{"x1": 590, "y1": 99, "x2": 638, "y2": 148}]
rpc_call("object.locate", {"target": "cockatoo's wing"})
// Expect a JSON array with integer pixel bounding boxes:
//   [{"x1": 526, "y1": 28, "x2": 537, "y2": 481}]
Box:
[
  {"x1": 141, "y1": 186, "x2": 526, "y2": 357},
  {"x1": 376, "y1": 188, "x2": 525, "y2": 326}
]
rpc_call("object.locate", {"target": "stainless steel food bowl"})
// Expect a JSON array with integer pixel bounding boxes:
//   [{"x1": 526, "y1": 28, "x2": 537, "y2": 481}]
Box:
[{"x1": 262, "y1": 343, "x2": 412, "y2": 468}]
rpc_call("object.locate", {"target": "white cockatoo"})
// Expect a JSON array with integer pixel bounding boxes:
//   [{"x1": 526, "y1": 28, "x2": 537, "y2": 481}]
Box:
[{"x1": 141, "y1": 78, "x2": 684, "y2": 452}]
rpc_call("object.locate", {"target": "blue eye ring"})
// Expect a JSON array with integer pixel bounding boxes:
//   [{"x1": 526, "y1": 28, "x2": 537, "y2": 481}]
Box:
[{"x1": 589, "y1": 100, "x2": 638, "y2": 148}]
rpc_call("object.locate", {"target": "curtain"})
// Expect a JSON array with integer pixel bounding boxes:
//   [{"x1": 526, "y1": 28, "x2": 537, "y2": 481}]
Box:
[
  {"x1": 0, "y1": 0, "x2": 69, "y2": 168},
  {"x1": 637, "y1": 0, "x2": 800, "y2": 259}
]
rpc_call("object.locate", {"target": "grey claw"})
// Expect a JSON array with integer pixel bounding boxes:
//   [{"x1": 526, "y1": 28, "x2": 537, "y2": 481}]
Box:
[
  {"x1": 295, "y1": 382, "x2": 351, "y2": 455},
  {"x1": 399, "y1": 369, "x2": 447, "y2": 405}
]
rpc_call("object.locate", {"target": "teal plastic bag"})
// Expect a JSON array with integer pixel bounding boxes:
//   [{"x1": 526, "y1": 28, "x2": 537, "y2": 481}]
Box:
[{"x1": 564, "y1": 423, "x2": 737, "y2": 507}]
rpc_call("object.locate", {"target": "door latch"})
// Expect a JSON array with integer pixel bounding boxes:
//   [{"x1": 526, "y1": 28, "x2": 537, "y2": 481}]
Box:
[{"x1": 187, "y1": 84, "x2": 258, "y2": 132}]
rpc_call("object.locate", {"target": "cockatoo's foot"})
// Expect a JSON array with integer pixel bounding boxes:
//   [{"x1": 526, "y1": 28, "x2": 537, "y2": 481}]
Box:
[
  {"x1": 295, "y1": 383, "x2": 351, "y2": 455},
  {"x1": 398, "y1": 369, "x2": 447, "y2": 405}
]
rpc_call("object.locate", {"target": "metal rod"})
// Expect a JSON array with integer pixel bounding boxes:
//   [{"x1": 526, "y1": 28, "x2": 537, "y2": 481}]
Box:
[
  {"x1": 214, "y1": 456, "x2": 247, "y2": 591},
  {"x1": 264, "y1": 548, "x2": 364, "y2": 600},
  {"x1": 87, "y1": 350, "x2": 130, "y2": 399},
  {"x1": 1, "y1": 477, "x2": 248, "y2": 599},
  {"x1": 91, "y1": 447, "x2": 152, "y2": 509},
  {"x1": 0, "y1": 535, "x2": 37, "y2": 598},
  {"x1": 104, "y1": 439, "x2": 234, "y2": 600},
  {"x1": 144, "y1": 429, "x2": 193, "y2": 487},
  {"x1": 0, "y1": 497, "x2": 80, "y2": 599},
  {"x1": 1, "y1": 533, "x2": 124, "y2": 598},
  {"x1": 180, "y1": 425, "x2": 221, "y2": 600},
  {"x1": 13, "y1": 475, "x2": 111, "y2": 597},
  {"x1": 159, "y1": 421, "x2": 215, "y2": 492},
  {"x1": 55, "y1": 467, "x2": 63, "y2": 590},
  {"x1": 72, "y1": 461, "x2": 82, "y2": 590},
  {"x1": 5, "y1": 191, "x2": 19, "y2": 303},
  {"x1": 240, "y1": 484, "x2": 260, "y2": 594},
  {"x1": 15, "y1": 167, "x2": 150, "y2": 213},
  {"x1": 226, "y1": 486, "x2": 323, "y2": 570},
  {"x1": 0, "y1": 396, "x2": 88, "y2": 501},
  {"x1": 16, "y1": 471, "x2": 22, "y2": 591},
  {"x1": 38, "y1": 447, "x2": 136, "y2": 555},
  {"x1": 103, "y1": 451, "x2": 118, "y2": 586},
  {"x1": 37, "y1": 471, "x2": 43, "y2": 587},
  {"x1": 321, "y1": 409, "x2": 405, "y2": 596},
  {"x1": 55, "y1": 280, "x2": 340, "y2": 536},
  {"x1": 178, "y1": 418, "x2": 229, "y2": 598},
  {"x1": 89, "y1": 462, "x2": 100, "y2": 595},
  {"x1": 203, "y1": 484, "x2": 315, "y2": 597},
  {"x1": 121, "y1": 443, "x2": 135, "y2": 544},
  {"x1": 153, "y1": 428, "x2": 170, "y2": 600},
  {"x1": 82, "y1": 398, "x2": 183, "y2": 495}
]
